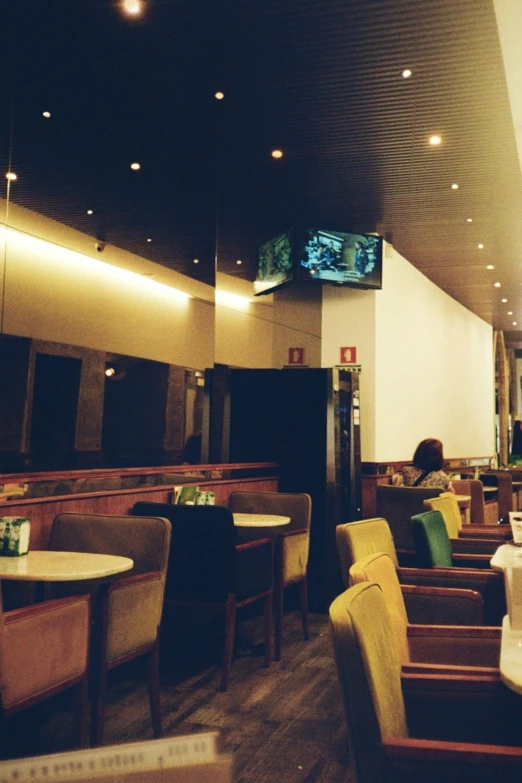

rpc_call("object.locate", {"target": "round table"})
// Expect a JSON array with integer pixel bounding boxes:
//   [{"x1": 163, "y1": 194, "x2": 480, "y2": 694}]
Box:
[
  {"x1": 233, "y1": 513, "x2": 291, "y2": 528},
  {"x1": 0, "y1": 550, "x2": 133, "y2": 581}
]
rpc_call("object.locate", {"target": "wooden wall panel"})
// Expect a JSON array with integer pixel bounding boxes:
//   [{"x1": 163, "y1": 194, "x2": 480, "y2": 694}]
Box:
[{"x1": 3, "y1": 476, "x2": 279, "y2": 550}]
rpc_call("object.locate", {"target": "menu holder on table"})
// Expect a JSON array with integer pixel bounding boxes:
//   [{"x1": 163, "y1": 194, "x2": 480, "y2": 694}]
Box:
[{"x1": 0, "y1": 732, "x2": 232, "y2": 783}]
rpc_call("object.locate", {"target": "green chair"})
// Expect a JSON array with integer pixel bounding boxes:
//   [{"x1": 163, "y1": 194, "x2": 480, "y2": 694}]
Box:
[
  {"x1": 423, "y1": 493, "x2": 506, "y2": 555},
  {"x1": 330, "y1": 582, "x2": 522, "y2": 783}
]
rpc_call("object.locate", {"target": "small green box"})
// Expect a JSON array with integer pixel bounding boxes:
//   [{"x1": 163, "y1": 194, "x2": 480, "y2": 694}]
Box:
[{"x1": 0, "y1": 517, "x2": 31, "y2": 556}]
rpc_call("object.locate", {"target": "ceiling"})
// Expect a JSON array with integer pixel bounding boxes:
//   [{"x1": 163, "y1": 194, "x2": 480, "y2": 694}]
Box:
[{"x1": 2, "y1": 0, "x2": 522, "y2": 335}]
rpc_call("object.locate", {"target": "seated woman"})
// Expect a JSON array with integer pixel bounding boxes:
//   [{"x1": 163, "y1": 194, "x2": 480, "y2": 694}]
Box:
[{"x1": 402, "y1": 438, "x2": 455, "y2": 492}]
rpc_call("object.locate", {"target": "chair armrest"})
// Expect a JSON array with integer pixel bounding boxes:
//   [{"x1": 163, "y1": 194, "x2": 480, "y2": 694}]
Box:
[
  {"x1": 276, "y1": 527, "x2": 308, "y2": 539},
  {"x1": 236, "y1": 538, "x2": 272, "y2": 551},
  {"x1": 459, "y1": 526, "x2": 511, "y2": 540},
  {"x1": 106, "y1": 571, "x2": 163, "y2": 662},
  {"x1": 1, "y1": 595, "x2": 90, "y2": 710},
  {"x1": 451, "y1": 537, "x2": 499, "y2": 555},
  {"x1": 407, "y1": 623, "x2": 501, "y2": 667},
  {"x1": 451, "y1": 552, "x2": 492, "y2": 568},
  {"x1": 383, "y1": 736, "x2": 522, "y2": 782},
  {"x1": 4, "y1": 594, "x2": 90, "y2": 624},
  {"x1": 401, "y1": 584, "x2": 483, "y2": 625}
]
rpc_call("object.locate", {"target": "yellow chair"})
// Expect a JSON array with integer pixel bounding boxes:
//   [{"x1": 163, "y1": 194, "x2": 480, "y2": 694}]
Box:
[
  {"x1": 0, "y1": 588, "x2": 90, "y2": 748},
  {"x1": 336, "y1": 518, "x2": 486, "y2": 625},
  {"x1": 349, "y1": 552, "x2": 500, "y2": 671},
  {"x1": 49, "y1": 512, "x2": 171, "y2": 746},
  {"x1": 330, "y1": 582, "x2": 522, "y2": 783},
  {"x1": 228, "y1": 491, "x2": 312, "y2": 661}
]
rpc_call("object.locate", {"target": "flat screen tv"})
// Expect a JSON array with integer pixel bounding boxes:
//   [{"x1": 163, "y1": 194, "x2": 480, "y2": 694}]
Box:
[
  {"x1": 253, "y1": 230, "x2": 294, "y2": 296},
  {"x1": 296, "y1": 229, "x2": 383, "y2": 290},
  {"x1": 253, "y1": 228, "x2": 383, "y2": 296}
]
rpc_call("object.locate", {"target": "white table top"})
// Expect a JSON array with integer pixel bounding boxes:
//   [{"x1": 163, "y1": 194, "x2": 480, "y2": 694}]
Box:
[
  {"x1": 500, "y1": 615, "x2": 522, "y2": 695},
  {"x1": 490, "y1": 543, "x2": 522, "y2": 571},
  {"x1": 0, "y1": 550, "x2": 133, "y2": 582},
  {"x1": 233, "y1": 513, "x2": 291, "y2": 528}
]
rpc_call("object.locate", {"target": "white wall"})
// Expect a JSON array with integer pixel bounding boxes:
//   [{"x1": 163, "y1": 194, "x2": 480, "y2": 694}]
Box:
[{"x1": 374, "y1": 248, "x2": 495, "y2": 462}]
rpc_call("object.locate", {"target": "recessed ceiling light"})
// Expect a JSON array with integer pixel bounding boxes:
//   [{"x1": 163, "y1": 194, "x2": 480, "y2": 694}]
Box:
[
  {"x1": 494, "y1": 282, "x2": 501, "y2": 288},
  {"x1": 42, "y1": 111, "x2": 51, "y2": 118},
  {"x1": 105, "y1": 367, "x2": 115, "y2": 377},
  {"x1": 478, "y1": 243, "x2": 484, "y2": 249},
  {"x1": 513, "y1": 322, "x2": 517, "y2": 326},
  {"x1": 214, "y1": 91, "x2": 225, "y2": 100},
  {"x1": 508, "y1": 311, "x2": 513, "y2": 315},
  {"x1": 486, "y1": 265, "x2": 494, "y2": 270},
  {"x1": 146, "y1": 238, "x2": 152, "y2": 242},
  {"x1": 402, "y1": 69, "x2": 412, "y2": 79},
  {"x1": 5, "y1": 172, "x2": 17, "y2": 181},
  {"x1": 451, "y1": 183, "x2": 459, "y2": 190},
  {"x1": 130, "y1": 162, "x2": 141, "y2": 171},
  {"x1": 236, "y1": 259, "x2": 242, "y2": 265},
  {"x1": 429, "y1": 135, "x2": 442, "y2": 146},
  {"x1": 122, "y1": 0, "x2": 142, "y2": 15},
  {"x1": 502, "y1": 298, "x2": 508, "y2": 303},
  {"x1": 271, "y1": 149, "x2": 283, "y2": 159},
  {"x1": 193, "y1": 258, "x2": 199, "y2": 264},
  {"x1": 87, "y1": 209, "x2": 93, "y2": 215},
  {"x1": 466, "y1": 218, "x2": 473, "y2": 223}
]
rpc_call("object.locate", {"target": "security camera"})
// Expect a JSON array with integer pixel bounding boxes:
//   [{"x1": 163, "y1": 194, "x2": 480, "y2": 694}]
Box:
[{"x1": 96, "y1": 241, "x2": 106, "y2": 253}]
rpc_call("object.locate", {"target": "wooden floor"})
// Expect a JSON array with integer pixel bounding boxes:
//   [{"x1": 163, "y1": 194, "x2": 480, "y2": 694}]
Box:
[{"x1": 0, "y1": 610, "x2": 354, "y2": 782}]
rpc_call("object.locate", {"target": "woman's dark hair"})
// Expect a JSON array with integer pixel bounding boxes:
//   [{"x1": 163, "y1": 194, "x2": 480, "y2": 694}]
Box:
[{"x1": 412, "y1": 438, "x2": 444, "y2": 472}]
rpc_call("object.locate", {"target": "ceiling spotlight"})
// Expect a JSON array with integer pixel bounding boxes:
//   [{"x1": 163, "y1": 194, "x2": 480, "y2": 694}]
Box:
[
  {"x1": 105, "y1": 367, "x2": 116, "y2": 377},
  {"x1": 429, "y1": 135, "x2": 442, "y2": 146},
  {"x1": 466, "y1": 218, "x2": 473, "y2": 223},
  {"x1": 236, "y1": 259, "x2": 242, "y2": 265},
  {"x1": 146, "y1": 237, "x2": 152, "y2": 243},
  {"x1": 122, "y1": 0, "x2": 142, "y2": 15},
  {"x1": 214, "y1": 91, "x2": 225, "y2": 100},
  {"x1": 502, "y1": 298, "x2": 508, "y2": 303},
  {"x1": 5, "y1": 172, "x2": 17, "y2": 181},
  {"x1": 478, "y1": 243, "x2": 484, "y2": 249},
  {"x1": 513, "y1": 322, "x2": 518, "y2": 326},
  {"x1": 451, "y1": 183, "x2": 459, "y2": 190},
  {"x1": 486, "y1": 265, "x2": 494, "y2": 270},
  {"x1": 508, "y1": 311, "x2": 513, "y2": 315},
  {"x1": 271, "y1": 149, "x2": 284, "y2": 159},
  {"x1": 42, "y1": 111, "x2": 51, "y2": 118},
  {"x1": 402, "y1": 69, "x2": 412, "y2": 79},
  {"x1": 193, "y1": 258, "x2": 199, "y2": 264},
  {"x1": 494, "y1": 282, "x2": 501, "y2": 288},
  {"x1": 87, "y1": 209, "x2": 93, "y2": 215},
  {"x1": 130, "y1": 162, "x2": 141, "y2": 171}
]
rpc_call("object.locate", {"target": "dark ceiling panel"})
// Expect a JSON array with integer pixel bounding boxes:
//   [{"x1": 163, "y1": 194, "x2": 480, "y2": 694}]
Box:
[{"x1": 1, "y1": 0, "x2": 521, "y2": 328}]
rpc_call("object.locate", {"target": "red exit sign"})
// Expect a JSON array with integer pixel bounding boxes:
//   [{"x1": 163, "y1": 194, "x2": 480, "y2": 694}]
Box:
[{"x1": 340, "y1": 346, "x2": 357, "y2": 364}]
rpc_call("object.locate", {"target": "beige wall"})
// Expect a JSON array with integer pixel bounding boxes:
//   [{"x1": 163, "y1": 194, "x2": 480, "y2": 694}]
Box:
[
  {"x1": 215, "y1": 274, "x2": 274, "y2": 368},
  {"x1": 271, "y1": 284, "x2": 323, "y2": 368},
  {"x1": 1, "y1": 222, "x2": 215, "y2": 369}
]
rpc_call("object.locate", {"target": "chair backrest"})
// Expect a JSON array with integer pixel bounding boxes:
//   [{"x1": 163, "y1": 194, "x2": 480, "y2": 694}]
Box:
[
  {"x1": 411, "y1": 510, "x2": 453, "y2": 568},
  {"x1": 451, "y1": 479, "x2": 486, "y2": 525},
  {"x1": 348, "y1": 552, "x2": 410, "y2": 664},
  {"x1": 336, "y1": 518, "x2": 399, "y2": 588},
  {"x1": 50, "y1": 512, "x2": 171, "y2": 578},
  {"x1": 422, "y1": 492, "x2": 461, "y2": 538},
  {"x1": 131, "y1": 501, "x2": 238, "y2": 601},
  {"x1": 228, "y1": 491, "x2": 312, "y2": 533},
  {"x1": 329, "y1": 582, "x2": 408, "y2": 783},
  {"x1": 375, "y1": 485, "x2": 442, "y2": 551}
]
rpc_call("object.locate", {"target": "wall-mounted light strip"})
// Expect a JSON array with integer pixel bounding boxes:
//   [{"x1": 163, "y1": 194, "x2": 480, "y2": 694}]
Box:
[
  {"x1": 216, "y1": 289, "x2": 251, "y2": 311},
  {"x1": 0, "y1": 224, "x2": 191, "y2": 303}
]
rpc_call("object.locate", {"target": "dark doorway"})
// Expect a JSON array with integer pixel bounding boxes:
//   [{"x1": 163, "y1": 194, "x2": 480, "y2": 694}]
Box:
[{"x1": 30, "y1": 354, "x2": 82, "y2": 469}]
